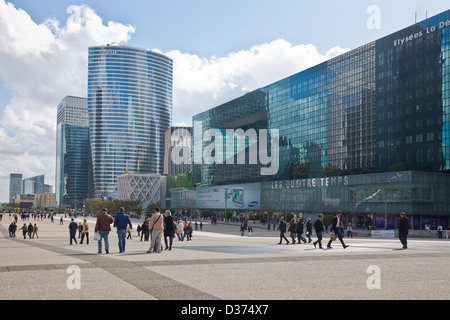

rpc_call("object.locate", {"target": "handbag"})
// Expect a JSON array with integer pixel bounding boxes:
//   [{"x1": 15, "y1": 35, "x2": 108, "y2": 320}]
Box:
[
  {"x1": 93, "y1": 232, "x2": 101, "y2": 241},
  {"x1": 330, "y1": 232, "x2": 336, "y2": 241}
]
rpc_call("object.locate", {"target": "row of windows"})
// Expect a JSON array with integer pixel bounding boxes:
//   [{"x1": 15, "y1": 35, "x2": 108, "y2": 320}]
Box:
[
  {"x1": 88, "y1": 76, "x2": 172, "y2": 91},
  {"x1": 88, "y1": 48, "x2": 172, "y2": 65},
  {"x1": 88, "y1": 60, "x2": 172, "y2": 74}
]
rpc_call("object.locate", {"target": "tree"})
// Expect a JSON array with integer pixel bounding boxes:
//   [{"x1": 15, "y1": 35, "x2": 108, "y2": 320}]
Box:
[
  {"x1": 389, "y1": 162, "x2": 406, "y2": 172},
  {"x1": 322, "y1": 163, "x2": 340, "y2": 177},
  {"x1": 292, "y1": 163, "x2": 311, "y2": 179}
]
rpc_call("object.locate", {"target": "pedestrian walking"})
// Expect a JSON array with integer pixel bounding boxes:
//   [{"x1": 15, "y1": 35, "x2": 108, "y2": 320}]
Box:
[
  {"x1": 80, "y1": 218, "x2": 89, "y2": 244},
  {"x1": 68, "y1": 218, "x2": 78, "y2": 245},
  {"x1": 240, "y1": 223, "x2": 246, "y2": 236},
  {"x1": 200, "y1": 222, "x2": 203, "y2": 231},
  {"x1": 437, "y1": 225, "x2": 443, "y2": 239},
  {"x1": 277, "y1": 217, "x2": 290, "y2": 244},
  {"x1": 288, "y1": 218, "x2": 297, "y2": 244},
  {"x1": 398, "y1": 212, "x2": 409, "y2": 249},
  {"x1": 313, "y1": 214, "x2": 325, "y2": 249},
  {"x1": 248, "y1": 224, "x2": 253, "y2": 237},
  {"x1": 27, "y1": 223, "x2": 33, "y2": 239},
  {"x1": 19, "y1": 223, "x2": 27, "y2": 239},
  {"x1": 177, "y1": 220, "x2": 185, "y2": 241},
  {"x1": 9, "y1": 222, "x2": 16, "y2": 237},
  {"x1": 127, "y1": 226, "x2": 132, "y2": 239},
  {"x1": 113, "y1": 207, "x2": 133, "y2": 253},
  {"x1": 305, "y1": 218, "x2": 312, "y2": 243},
  {"x1": 296, "y1": 218, "x2": 307, "y2": 244},
  {"x1": 185, "y1": 222, "x2": 193, "y2": 241},
  {"x1": 78, "y1": 222, "x2": 83, "y2": 238},
  {"x1": 163, "y1": 210, "x2": 176, "y2": 250},
  {"x1": 94, "y1": 208, "x2": 114, "y2": 254},
  {"x1": 146, "y1": 208, "x2": 164, "y2": 253},
  {"x1": 32, "y1": 224, "x2": 39, "y2": 239},
  {"x1": 140, "y1": 218, "x2": 149, "y2": 241},
  {"x1": 183, "y1": 221, "x2": 190, "y2": 240},
  {"x1": 347, "y1": 224, "x2": 353, "y2": 238},
  {"x1": 136, "y1": 224, "x2": 141, "y2": 237},
  {"x1": 326, "y1": 211, "x2": 349, "y2": 249}
]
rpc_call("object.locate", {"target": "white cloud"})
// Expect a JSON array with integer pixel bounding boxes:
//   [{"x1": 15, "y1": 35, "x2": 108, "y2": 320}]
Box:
[
  {"x1": 0, "y1": 1, "x2": 349, "y2": 203},
  {"x1": 163, "y1": 39, "x2": 349, "y2": 125},
  {"x1": 0, "y1": 0, "x2": 135, "y2": 202}
]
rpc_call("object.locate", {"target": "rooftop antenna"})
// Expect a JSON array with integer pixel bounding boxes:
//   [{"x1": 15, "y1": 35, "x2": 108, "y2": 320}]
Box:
[{"x1": 415, "y1": 11, "x2": 417, "y2": 24}]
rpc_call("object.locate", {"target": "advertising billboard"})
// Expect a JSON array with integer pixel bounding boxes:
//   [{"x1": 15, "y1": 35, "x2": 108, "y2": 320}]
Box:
[{"x1": 196, "y1": 184, "x2": 261, "y2": 209}]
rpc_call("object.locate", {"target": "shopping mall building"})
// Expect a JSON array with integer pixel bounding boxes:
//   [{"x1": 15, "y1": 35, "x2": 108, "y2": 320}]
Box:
[{"x1": 173, "y1": 9, "x2": 450, "y2": 230}]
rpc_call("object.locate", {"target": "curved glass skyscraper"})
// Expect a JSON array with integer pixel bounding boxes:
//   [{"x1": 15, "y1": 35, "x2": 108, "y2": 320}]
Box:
[{"x1": 88, "y1": 45, "x2": 172, "y2": 198}]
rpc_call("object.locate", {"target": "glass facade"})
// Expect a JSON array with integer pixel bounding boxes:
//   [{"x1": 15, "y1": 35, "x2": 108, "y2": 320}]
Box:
[
  {"x1": 193, "y1": 10, "x2": 450, "y2": 187},
  {"x1": 56, "y1": 96, "x2": 92, "y2": 208},
  {"x1": 88, "y1": 45, "x2": 172, "y2": 198},
  {"x1": 9, "y1": 173, "x2": 22, "y2": 202}
]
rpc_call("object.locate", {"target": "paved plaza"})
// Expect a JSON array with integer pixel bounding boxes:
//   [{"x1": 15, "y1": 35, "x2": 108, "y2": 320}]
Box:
[{"x1": 0, "y1": 215, "x2": 450, "y2": 302}]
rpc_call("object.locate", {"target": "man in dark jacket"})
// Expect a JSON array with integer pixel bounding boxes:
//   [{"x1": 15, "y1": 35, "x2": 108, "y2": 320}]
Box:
[
  {"x1": 313, "y1": 214, "x2": 325, "y2": 249},
  {"x1": 113, "y1": 207, "x2": 133, "y2": 253},
  {"x1": 326, "y1": 211, "x2": 349, "y2": 249},
  {"x1": 288, "y1": 218, "x2": 297, "y2": 244},
  {"x1": 277, "y1": 217, "x2": 289, "y2": 244},
  {"x1": 296, "y1": 218, "x2": 307, "y2": 244},
  {"x1": 69, "y1": 218, "x2": 78, "y2": 245},
  {"x1": 95, "y1": 208, "x2": 114, "y2": 254},
  {"x1": 398, "y1": 212, "x2": 409, "y2": 249}
]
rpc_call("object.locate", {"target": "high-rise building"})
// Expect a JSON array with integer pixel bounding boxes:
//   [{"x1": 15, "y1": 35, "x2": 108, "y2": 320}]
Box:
[
  {"x1": 164, "y1": 126, "x2": 193, "y2": 175},
  {"x1": 22, "y1": 175, "x2": 45, "y2": 194},
  {"x1": 193, "y1": 9, "x2": 450, "y2": 186},
  {"x1": 55, "y1": 96, "x2": 92, "y2": 208},
  {"x1": 9, "y1": 173, "x2": 22, "y2": 203},
  {"x1": 185, "y1": 9, "x2": 450, "y2": 228},
  {"x1": 88, "y1": 45, "x2": 173, "y2": 198}
]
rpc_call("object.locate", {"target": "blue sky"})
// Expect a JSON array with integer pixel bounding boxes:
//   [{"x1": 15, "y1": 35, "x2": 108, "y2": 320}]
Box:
[
  {"x1": 0, "y1": 0, "x2": 449, "y2": 202},
  {"x1": 7, "y1": 0, "x2": 449, "y2": 55}
]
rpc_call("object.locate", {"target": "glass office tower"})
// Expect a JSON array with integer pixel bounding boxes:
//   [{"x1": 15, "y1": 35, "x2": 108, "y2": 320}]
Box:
[
  {"x1": 193, "y1": 9, "x2": 450, "y2": 187},
  {"x1": 88, "y1": 45, "x2": 172, "y2": 198},
  {"x1": 9, "y1": 173, "x2": 22, "y2": 203},
  {"x1": 56, "y1": 96, "x2": 92, "y2": 208}
]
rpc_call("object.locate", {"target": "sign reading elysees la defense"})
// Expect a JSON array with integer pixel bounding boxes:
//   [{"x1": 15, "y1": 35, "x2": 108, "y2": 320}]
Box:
[{"x1": 394, "y1": 18, "x2": 450, "y2": 47}]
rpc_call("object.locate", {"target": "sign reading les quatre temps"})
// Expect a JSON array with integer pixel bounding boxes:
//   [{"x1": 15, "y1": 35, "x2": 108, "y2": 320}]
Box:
[{"x1": 271, "y1": 176, "x2": 349, "y2": 190}]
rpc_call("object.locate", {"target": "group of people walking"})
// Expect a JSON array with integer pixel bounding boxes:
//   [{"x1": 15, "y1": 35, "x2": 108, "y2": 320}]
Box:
[
  {"x1": 9, "y1": 222, "x2": 39, "y2": 239},
  {"x1": 278, "y1": 211, "x2": 349, "y2": 249},
  {"x1": 80, "y1": 207, "x2": 191, "y2": 254}
]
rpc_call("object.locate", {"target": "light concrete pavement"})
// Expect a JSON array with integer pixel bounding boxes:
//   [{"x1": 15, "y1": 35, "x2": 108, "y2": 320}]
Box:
[{"x1": 0, "y1": 215, "x2": 449, "y2": 300}]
